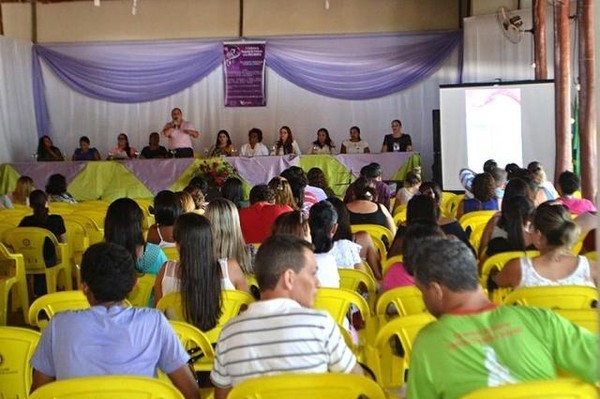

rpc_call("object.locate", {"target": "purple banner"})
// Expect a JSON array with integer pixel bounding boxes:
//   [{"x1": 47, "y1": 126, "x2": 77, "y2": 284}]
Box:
[{"x1": 223, "y1": 42, "x2": 266, "y2": 107}]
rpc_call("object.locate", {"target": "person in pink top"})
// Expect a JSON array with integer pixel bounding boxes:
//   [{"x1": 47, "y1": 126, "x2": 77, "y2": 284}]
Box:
[
  {"x1": 557, "y1": 171, "x2": 597, "y2": 216},
  {"x1": 239, "y1": 185, "x2": 293, "y2": 244},
  {"x1": 161, "y1": 107, "x2": 200, "y2": 158}
]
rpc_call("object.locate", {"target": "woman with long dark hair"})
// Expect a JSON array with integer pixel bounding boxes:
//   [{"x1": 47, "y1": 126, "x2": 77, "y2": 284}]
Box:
[
  {"x1": 309, "y1": 128, "x2": 335, "y2": 154},
  {"x1": 104, "y1": 198, "x2": 167, "y2": 275},
  {"x1": 308, "y1": 201, "x2": 341, "y2": 288},
  {"x1": 272, "y1": 126, "x2": 301, "y2": 156},
  {"x1": 107, "y1": 133, "x2": 137, "y2": 159},
  {"x1": 153, "y1": 213, "x2": 222, "y2": 331},
  {"x1": 36, "y1": 135, "x2": 64, "y2": 162},
  {"x1": 147, "y1": 190, "x2": 183, "y2": 248}
]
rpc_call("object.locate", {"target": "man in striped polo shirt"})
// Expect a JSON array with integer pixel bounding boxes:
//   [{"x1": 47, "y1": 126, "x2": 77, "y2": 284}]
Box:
[{"x1": 211, "y1": 235, "x2": 363, "y2": 398}]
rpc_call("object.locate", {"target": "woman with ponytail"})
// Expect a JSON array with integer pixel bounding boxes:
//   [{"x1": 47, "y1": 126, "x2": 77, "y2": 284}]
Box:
[
  {"x1": 484, "y1": 195, "x2": 536, "y2": 258},
  {"x1": 494, "y1": 201, "x2": 598, "y2": 288}
]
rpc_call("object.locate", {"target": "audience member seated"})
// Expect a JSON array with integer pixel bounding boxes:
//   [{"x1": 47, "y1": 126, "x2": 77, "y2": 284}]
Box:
[
  {"x1": 183, "y1": 184, "x2": 206, "y2": 214},
  {"x1": 268, "y1": 176, "x2": 299, "y2": 211},
  {"x1": 527, "y1": 161, "x2": 558, "y2": 200},
  {"x1": 147, "y1": 190, "x2": 183, "y2": 248},
  {"x1": 105, "y1": 198, "x2": 167, "y2": 275},
  {"x1": 176, "y1": 191, "x2": 196, "y2": 213},
  {"x1": 209, "y1": 130, "x2": 236, "y2": 157},
  {"x1": 9, "y1": 175, "x2": 34, "y2": 206},
  {"x1": 344, "y1": 162, "x2": 391, "y2": 210},
  {"x1": 239, "y1": 185, "x2": 292, "y2": 244},
  {"x1": 456, "y1": 172, "x2": 499, "y2": 219},
  {"x1": 140, "y1": 132, "x2": 169, "y2": 159},
  {"x1": 205, "y1": 199, "x2": 252, "y2": 290},
  {"x1": 72, "y1": 135, "x2": 101, "y2": 161},
  {"x1": 329, "y1": 197, "x2": 382, "y2": 279},
  {"x1": 221, "y1": 177, "x2": 244, "y2": 208},
  {"x1": 272, "y1": 210, "x2": 312, "y2": 242},
  {"x1": 19, "y1": 190, "x2": 67, "y2": 296},
  {"x1": 153, "y1": 213, "x2": 227, "y2": 328},
  {"x1": 240, "y1": 127, "x2": 269, "y2": 157},
  {"x1": 29, "y1": 242, "x2": 199, "y2": 399},
  {"x1": 340, "y1": 126, "x2": 370, "y2": 154},
  {"x1": 557, "y1": 171, "x2": 597, "y2": 215},
  {"x1": 36, "y1": 135, "x2": 64, "y2": 162},
  {"x1": 494, "y1": 201, "x2": 598, "y2": 288},
  {"x1": 407, "y1": 237, "x2": 597, "y2": 399},
  {"x1": 459, "y1": 159, "x2": 497, "y2": 199},
  {"x1": 393, "y1": 170, "x2": 421, "y2": 212},
  {"x1": 281, "y1": 166, "x2": 326, "y2": 212},
  {"x1": 484, "y1": 195, "x2": 535, "y2": 259},
  {"x1": 107, "y1": 132, "x2": 137, "y2": 159},
  {"x1": 307, "y1": 201, "x2": 342, "y2": 288},
  {"x1": 45, "y1": 174, "x2": 76, "y2": 204},
  {"x1": 382, "y1": 222, "x2": 444, "y2": 292},
  {"x1": 271, "y1": 125, "x2": 301, "y2": 156},
  {"x1": 307, "y1": 167, "x2": 336, "y2": 198},
  {"x1": 381, "y1": 119, "x2": 412, "y2": 152},
  {"x1": 210, "y1": 235, "x2": 362, "y2": 398},
  {"x1": 345, "y1": 177, "x2": 396, "y2": 237},
  {"x1": 161, "y1": 107, "x2": 199, "y2": 158},
  {"x1": 309, "y1": 128, "x2": 335, "y2": 154}
]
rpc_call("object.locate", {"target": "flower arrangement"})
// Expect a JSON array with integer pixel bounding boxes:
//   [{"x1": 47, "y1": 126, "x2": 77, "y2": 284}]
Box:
[{"x1": 194, "y1": 159, "x2": 239, "y2": 187}]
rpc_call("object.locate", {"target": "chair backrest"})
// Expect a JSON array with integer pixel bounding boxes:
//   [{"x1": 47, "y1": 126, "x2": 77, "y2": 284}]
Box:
[
  {"x1": 3, "y1": 227, "x2": 64, "y2": 274},
  {"x1": 444, "y1": 194, "x2": 464, "y2": 218},
  {"x1": 127, "y1": 273, "x2": 156, "y2": 307},
  {"x1": 461, "y1": 378, "x2": 598, "y2": 399},
  {"x1": 28, "y1": 375, "x2": 185, "y2": 399},
  {"x1": 0, "y1": 213, "x2": 28, "y2": 227},
  {"x1": 228, "y1": 373, "x2": 385, "y2": 399},
  {"x1": 479, "y1": 250, "x2": 539, "y2": 303},
  {"x1": 381, "y1": 254, "x2": 403, "y2": 276},
  {"x1": 28, "y1": 290, "x2": 90, "y2": 329},
  {"x1": 0, "y1": 221, "x2": 17, "y2": 238},
  {"x1": 338, "y1": 268, "x2": 377, "y2": 310},
  {"x1": 376, "y1": 286, "x2": 426, "y2": 319},
  {"x1": 503, "y1": 285, "x2": 598, "y2": 310},
  {"x1": 554, "y1": 309, "x2": 599, "y2": 333},
  {"x1": 459, "y1": 210, "x2": 496, "y2": 252},
  {"x1": 584, "y1": 251, "x2": 596, "y2": 262},
  {"x1": 0, "y1": 326, "x2": 41, "y2": 399},
  {"x1": 351, "y1": 224, "x2": 393, "y2": 248},
  {"x1": 156, "y1": 290, "x2": 255, "y2": 343},
  {"x1": 63, "y1": 214, "x2": 104, "y2": 245},
  {"x1": 393, "y1": 209, "x2": 407, "y2": 228},
  {"x1": 162, "y1": 246, "x2": 180, "y2": 261},
  {"x1": 313, "y1": 287, "x2": 371, "y2": 325},
  {"x1": 0, "y1": 242, "x2": 29, "y2": 324},
  {"x1": 169, "y1": 320, "x2": 215, "y2": 361},
  {"x1": 76, "y1": 209, "x2": 107, "y2": 232}
]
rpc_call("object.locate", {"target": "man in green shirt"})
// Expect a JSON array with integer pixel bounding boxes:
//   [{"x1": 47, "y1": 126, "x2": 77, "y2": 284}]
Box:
[{"x1": 407, "y1": 237, "x2": 597, "y2": 399}]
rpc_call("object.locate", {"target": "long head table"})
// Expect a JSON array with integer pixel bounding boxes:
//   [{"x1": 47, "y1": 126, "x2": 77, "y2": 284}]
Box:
[{"x1": 0, "y1": 153, "x2": 421, "y2": 202}]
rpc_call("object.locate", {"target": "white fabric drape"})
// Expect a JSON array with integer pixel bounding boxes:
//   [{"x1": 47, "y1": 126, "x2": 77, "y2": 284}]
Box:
[{"x1": 0, "y1": 37, "x2": 38, "y2": 163}]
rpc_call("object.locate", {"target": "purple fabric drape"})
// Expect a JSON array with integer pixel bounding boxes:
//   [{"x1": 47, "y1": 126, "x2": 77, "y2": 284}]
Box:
[
  {"x1": 32, "y1": 32, "x2": 462, "y2": 136},
  {"x1": 263, "y1": 31, "x2": 462, "y2": 100},
  {"x1": 32, "y1": 39, "x2": 224, "y2": 136}
]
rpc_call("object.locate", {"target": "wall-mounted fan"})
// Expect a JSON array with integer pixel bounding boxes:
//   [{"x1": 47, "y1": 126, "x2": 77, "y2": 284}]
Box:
[{"x1": 496, "y1": 6, "x2": 525, "y2": 44}]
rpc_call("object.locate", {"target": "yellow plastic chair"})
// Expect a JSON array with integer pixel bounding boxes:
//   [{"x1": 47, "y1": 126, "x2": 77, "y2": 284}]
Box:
[
  {"x1": 47, "y1": 202, "x2": 77, "y2": 215},
  {"x1": 338, "y1": 268, "x2": 377, "y2": 311},
  {"x1": 584, "y1": 251, "x2": 596, "y2": 262},
  {"x1": 3, "y1": 226, "x2": 72, "y2": 294},
  {"x1": 127, "y1": 273, "x2": 156, "y2": 307},
  {"x1": 461, "y1": 378, "x2": 598, "y2": 399},
  {"x1": 169, "y1": 320, "x2": 215, "y2": 372},
  {"x1": 245, "y1": 273, "x2": 260, "y2": 299},
  {"x1": 351, "y1": 224, "x2": 393, "y2": 249},
  {"x1": 0, "y1": 221, "x2": 17, "y2": 238},
  {"x1": 162, "y1": 246, "x2": 180, "y2": 261},
  {"x1": 0, "y1": 243, "x2": 29, "y2": 325},
  {"x1": 459, "y1": 210, "x2": 497, "y2": 253},
  {"x1": 0, "y1": 214, "x2": 28, "y2": 226},
  {"x1": 28, "y1": 290, "x2": 90, "y2": 329},
  {"x1": 29, "y1": 375, "x2": 185, "y2": 399},
  {"x1": 0, "y1": 326, "x2": 41, "y2": 399},
  {"x1": 77, "y1": 209, "x2": 106, "y2": 232},
  {"x1": 440, "y1": 191, "x2": 457, "y2": 215},
  {"x1": 479, "y1": 250, "x2": 539, "y2": 303},
  {"x1": 364, "y1": 312, "x2": 435, "y2": 389},
  {"x1": 63, "y1": 219, "x2": 90, "y2": 288},
  {"x1": 228, "y1": 373, "x2": 385, "y2": 399},
  {"x1": 393, "y1": 209, "x2": 407, "y2": 227},
  {"x1": 63, "y1": 214, "x2": 104, "y2": 245},
  {"x1": 554, "y1": 309, "x2": 598, "y2": 333},
  {"x1": 375, "y1": 286, "x2": 426, "y2": 323},
  {"x1": 157, "y1": 290, "x2": 255, "y2": 343},
  {"x1": 503, "y1": 286, "x2": 598, "y2": 310},
  {"x1": 444, "y1": 193, "x2": 464, "y2": 218},
  {"x1": 381, "y1": 254, "x2": 403, "y2": 277}
]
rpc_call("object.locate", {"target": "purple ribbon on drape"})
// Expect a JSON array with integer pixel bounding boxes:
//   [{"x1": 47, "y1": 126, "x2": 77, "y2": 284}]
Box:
[{"x1": 32, "y1": 32, "x2": 462, "y2": 137}]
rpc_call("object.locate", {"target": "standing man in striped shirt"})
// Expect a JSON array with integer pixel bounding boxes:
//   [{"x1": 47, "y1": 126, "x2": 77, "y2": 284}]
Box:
[{"x1": 210, "y1": 235, "x2": 363, "y2": 398}]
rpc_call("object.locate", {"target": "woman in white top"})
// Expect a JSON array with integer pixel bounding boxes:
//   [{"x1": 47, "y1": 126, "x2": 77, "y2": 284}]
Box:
[
  {"x1": 494, "y1": 201, "x2": 598, "y2": 288},
  {"x1": 240, "y1": 127, "x2": 269, "y2": 157},
  {"x1": 272, "y1": 126, "x2": 301, "y2": 156},
  {"x1": 205, "y1": 198, "x2": 251, "y2": 289},
  {"x1": 153, "y1": 213, "x2": 225, "y2": 332},
  {"x1": 146, "y1": 191, "x2": 182, "y2": 248},
  {"x1": 340, "y1": 126, "x2": 370, "y2": 154},
  {"x1": 309, "y1": 128, "x2": 335, "y2": 155}
]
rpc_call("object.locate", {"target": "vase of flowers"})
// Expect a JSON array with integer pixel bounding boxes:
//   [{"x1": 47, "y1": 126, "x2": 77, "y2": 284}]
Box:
[{"x1": 194, "y1": 159, "x2": 239, "y2": 188}]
